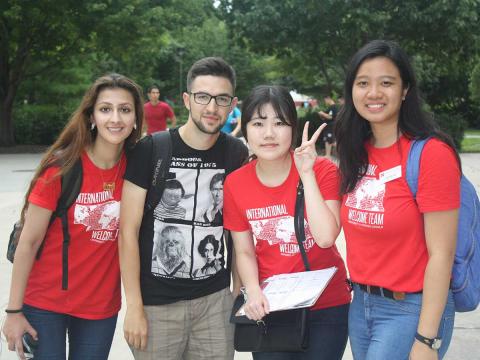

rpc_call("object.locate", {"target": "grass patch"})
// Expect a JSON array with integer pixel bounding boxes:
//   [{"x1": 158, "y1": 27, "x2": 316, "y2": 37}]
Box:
[
  {"x1": 462, "y1": 137, "x2": 480, "y2": 153},
  {"x1": 465, "y1": 129, "x2": 480, "y2": 136}
]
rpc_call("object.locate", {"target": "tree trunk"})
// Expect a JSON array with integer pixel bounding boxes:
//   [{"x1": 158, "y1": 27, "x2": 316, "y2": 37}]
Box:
[{"x1": 0, "y1": 95, "x2": 15, "y2": 146}]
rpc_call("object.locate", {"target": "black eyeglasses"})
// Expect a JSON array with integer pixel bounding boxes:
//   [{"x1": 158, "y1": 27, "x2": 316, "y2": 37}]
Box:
[{"x1": 190, "y1": 92, "x2": 234, "y2": 107}]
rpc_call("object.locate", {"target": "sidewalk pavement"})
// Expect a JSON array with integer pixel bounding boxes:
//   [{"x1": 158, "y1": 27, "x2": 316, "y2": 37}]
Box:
[{"x1": 1, "y1": 153, "x2": 479, "y2": 360}]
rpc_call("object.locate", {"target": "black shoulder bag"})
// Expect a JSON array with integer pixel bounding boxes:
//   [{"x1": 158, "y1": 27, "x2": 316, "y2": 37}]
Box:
[{"x1": 230, "y1": 180, "x2": 310, "y2": 353}]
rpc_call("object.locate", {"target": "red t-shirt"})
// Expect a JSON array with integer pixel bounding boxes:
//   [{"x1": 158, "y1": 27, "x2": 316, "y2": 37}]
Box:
[
  {"x1": 224, "y1": 155, "x2": 351, "y2": 310},
  {"x1": 24, "y1": 152, "x2": 126, "y2": 319},
  {"x1": 341, "y1": 136, "x2": 460, "y2": 292},
  {"x1": 144, "y1": 101, "x2": 174, "y2": 134}
]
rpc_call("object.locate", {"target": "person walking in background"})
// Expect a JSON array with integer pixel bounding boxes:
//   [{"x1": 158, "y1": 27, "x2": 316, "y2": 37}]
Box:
[
  {"x1": 318, "y1": 95, "x2": 338, "y2": 159},
  {"x1": 224, "y1": 85, "x2": 351, "y2": 360},
  {"x1": 2, "y1": 74, "x2": 144, "y2": 359},
  {"x1": 119, "y1": 57, "x2": 248, "y2": 360},
  {"x1": 335, "y1": 39, "x2": 460, "y2": 360},
  {"x1": 221, "y1": 104, "x2": 242, "y2": 136},
  {"x1": 144, "y1": 85, "x2": 176, "y2": 134}
]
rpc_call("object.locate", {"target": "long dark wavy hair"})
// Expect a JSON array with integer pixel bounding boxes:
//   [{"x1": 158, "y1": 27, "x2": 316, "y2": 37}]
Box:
[{"x1": 335, "y1": 40, "x2": 459, "y2": 194}]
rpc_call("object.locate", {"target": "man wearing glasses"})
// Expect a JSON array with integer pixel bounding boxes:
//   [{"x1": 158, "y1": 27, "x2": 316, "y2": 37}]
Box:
[{"x1": 120, "y1": 57, "x2": 248, "y2": 359}]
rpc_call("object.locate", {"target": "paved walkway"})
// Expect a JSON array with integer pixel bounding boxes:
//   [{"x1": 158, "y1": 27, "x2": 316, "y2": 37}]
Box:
[{"x1": 0, "y1": 153, "x2": 479, "y2": 359}]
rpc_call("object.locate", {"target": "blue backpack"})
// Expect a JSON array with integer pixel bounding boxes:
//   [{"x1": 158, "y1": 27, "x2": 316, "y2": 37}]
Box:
[{"x1": 406, "y1": 138, "x2": 480, "y2": 312}]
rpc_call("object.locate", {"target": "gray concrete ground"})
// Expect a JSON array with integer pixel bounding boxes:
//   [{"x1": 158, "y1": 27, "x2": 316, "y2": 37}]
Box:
[{"x1": 0, "y1": 153, "x2": 479, "y2": 360}]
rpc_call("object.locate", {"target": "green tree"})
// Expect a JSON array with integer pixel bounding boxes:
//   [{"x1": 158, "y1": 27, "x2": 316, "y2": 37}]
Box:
[
  {"x1": 220, "y1": 0, "x2": 480, "y2": 121},
  {"x1": 0, "y1": 0, "x2": 154, "y2": 146}
]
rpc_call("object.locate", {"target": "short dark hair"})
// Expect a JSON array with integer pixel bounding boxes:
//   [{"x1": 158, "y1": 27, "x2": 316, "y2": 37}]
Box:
[
  {"x1": 241, "y1": 85, "x2": 298, "y2": 147},
  {"x1": 164, "y1": 179, "x2": 185, "y2": 197},
  {"x1": 209, "y1": 173, "x2": 224, "y2": 190},
  {"x1": 186, "y1": 57, "x2": 236, "y2": 93},
  {"x1": 148, "y1": 85, "x2": 159, "y2": 93},
  {"x1": 197, "y1": 235, "x2": 219, "y2": 257}
]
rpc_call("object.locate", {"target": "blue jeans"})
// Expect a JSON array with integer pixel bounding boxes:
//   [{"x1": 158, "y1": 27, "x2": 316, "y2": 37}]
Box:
[
  {"x1": 23, "y1": 304, "x2": 117, "y2": 360},
  {"x1": 252, "y1": 303, "x2": 349, "y2": 360},
  {"x1": 349, "y1": 285, "x2": 455, "y2": 360}
]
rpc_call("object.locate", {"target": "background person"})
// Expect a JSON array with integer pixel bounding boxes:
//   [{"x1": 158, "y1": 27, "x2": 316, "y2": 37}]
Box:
[
  {"x1": 335, "y1": 39, "x2": 460, "y2": 360},
  {"x1": 2, "y1": 73, "x2": 143, "y2": 359},
  {"x1": 144, "y1": 85, "x2": 176, "y2": 134},
  {"x1": 318, "y1": 95, "x2": 338, "y2": 158},
  {"x1": 224, "y1": 85, "x2": 351, "y2": 360},
  {"x1": 221, "y1": 105, "x2": 242, "y2": 136}
]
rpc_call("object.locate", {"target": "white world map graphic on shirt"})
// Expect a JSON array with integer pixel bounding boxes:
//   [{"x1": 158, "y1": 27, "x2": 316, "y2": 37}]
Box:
[{"x1": 345, "y1": 177, "x2": 385, "y2": 212}]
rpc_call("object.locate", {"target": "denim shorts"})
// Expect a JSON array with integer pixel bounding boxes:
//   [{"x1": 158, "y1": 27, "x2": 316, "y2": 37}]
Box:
[
  {"x1": 22, "y1": 304, "x2": 117, "y2": 360},
  {"x1": 348, "y1": 284, "x2": 455, "y2": 360}
]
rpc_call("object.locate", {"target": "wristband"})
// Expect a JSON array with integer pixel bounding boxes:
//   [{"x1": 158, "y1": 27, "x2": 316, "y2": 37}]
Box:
[{"x1": 5, "y1": 308, "x2": 23, "y2": 314}]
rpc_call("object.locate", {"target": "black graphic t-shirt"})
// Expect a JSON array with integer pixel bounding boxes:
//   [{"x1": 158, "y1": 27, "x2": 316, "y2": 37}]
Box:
[{"x1": 125, "y1": 129, "x2": 230, "y2": 305}]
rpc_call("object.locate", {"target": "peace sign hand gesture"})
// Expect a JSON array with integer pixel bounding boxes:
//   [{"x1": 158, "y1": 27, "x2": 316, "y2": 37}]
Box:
[{"x1": 294, "y1": 121, "x2": 326, "y2": 176}]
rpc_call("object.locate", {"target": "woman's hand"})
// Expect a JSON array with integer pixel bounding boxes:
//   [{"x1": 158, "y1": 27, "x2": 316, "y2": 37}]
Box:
[
  {"x1": 2, "y1": 313, "x2": 37, "y2": 360},
  {"x1": 294, "y1": 122, "x2": 326, "y2": 176},
  {"x1": 123, "y1": 305, "x2": 148, "y2": 350},
  {"x1": 243, "y1": 287, "x2": 270, "y2": 321},
  {"x1": 409, "y1": 340, "x2": 438, "y2": 360}
]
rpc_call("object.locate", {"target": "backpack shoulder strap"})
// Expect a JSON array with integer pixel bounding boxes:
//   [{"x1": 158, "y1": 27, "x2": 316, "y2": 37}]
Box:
[
  {"x1": 145, "y1": 131, "x2": 173, "y2": 212},
  {"x1": 224, "y1": 135, "x2": 248, "y2": 175},
  {"x1": 56, "y1": 158, "x2": 84, "y2": 216},
  {"x1": 406, "y1": 138, "x2": 429, "y2": 199},
  {"x1": 55, "y1": 158, "x2": 83, "y2": 290}
]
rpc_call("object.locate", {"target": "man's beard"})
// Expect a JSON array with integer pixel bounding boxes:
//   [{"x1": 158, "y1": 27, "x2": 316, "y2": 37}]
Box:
[{"x1": 191, "y1": 113, "x2": 224, "y2": 134}]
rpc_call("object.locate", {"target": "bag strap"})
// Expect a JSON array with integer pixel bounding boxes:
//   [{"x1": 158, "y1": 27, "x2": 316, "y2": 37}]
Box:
[
  {"x1": 406, "y1": 138, "x2": 430, "y2": 199},
  {"x1": 58, "y1": 159, "x2": 83, "y2": 290},
  {"x1": 35, "y1": 158, "x2": 83, "y2": 290},
  {"x1": 294, "y1": 180, "x2": 311, "y2": 271},
  {"x1": 145, "y1": 131, "x2": 173, "y2": 213}
]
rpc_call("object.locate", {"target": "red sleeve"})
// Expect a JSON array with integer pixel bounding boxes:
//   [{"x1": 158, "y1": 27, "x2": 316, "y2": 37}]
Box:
[
  {"x1": 28, "y1": 166, "x2": 61, "y2": 211},
  {"x1": 417, "y1": 139, "x2": 460, "y2": 212},
  {"x1": 165, "y1": 103, "x2": 174, "y2": 118},
  {"x1": 223, "y1": 172, "x2": 250, "y2": 232},
  {"x1": 314, "y1": 158, "x2": 340, "y2": 201}
]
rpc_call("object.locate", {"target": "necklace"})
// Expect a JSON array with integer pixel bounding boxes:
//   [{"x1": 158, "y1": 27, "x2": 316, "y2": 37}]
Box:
[{"x1": 97, "y1": 154, "x2": 124, "y2": 192}]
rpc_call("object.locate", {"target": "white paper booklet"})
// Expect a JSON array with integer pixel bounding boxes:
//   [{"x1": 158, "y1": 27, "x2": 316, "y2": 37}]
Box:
[{"x1": 237, "y1": 266, "x2": 338, "y2": 316}]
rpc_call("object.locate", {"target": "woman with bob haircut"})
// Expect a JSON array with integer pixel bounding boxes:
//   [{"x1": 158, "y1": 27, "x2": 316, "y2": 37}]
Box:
[
  {"x1": 336, "y1": 39, "x2": 460, "y2": 360},
  {"x1": 2, "y1": 73, "x2": 144, "y2": 359},
  {"x1": 224, "y1": 85, "x2": 351, "y2": 360}
]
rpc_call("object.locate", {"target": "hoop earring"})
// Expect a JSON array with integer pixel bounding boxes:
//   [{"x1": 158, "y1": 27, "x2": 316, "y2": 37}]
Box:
[{"x1": 91, "y1": 123, "x2": 96, "y2": 130}]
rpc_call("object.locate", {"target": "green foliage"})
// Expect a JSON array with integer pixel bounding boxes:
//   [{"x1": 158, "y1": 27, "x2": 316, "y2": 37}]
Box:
[
  {"x1": 434, "y1": 111, "x2": 467, "y2": 150},
  {"x1": 470, "y1": 61, "x2": 480, "y2": 106},
  {"x1": 297, "y1": 109, "x2": 323, "y2": 148},
  {"x1": 221, "y1": 0, "x2": 480, "y2": 124},
  {"x1": 14, "y1": 104, "x2": 73, "y2": 145}
]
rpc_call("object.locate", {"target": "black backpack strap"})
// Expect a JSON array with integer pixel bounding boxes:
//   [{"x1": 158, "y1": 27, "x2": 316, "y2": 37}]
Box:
[
  {"x1": 58, "y1": 159, "x2": 83, "y2": 290},
  {"x1": 39, "y1": 159, "x2": 83, "y2": 290},
  {"x1": 294, "y1": 180, "x2": 311, "y2": 271},
  {"x1": 145, "y1": 131, "x2": 173, "y2": 213}
]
